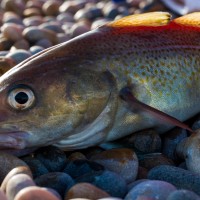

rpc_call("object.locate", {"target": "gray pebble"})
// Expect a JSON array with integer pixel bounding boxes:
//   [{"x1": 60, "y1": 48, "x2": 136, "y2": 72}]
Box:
[
  {"x1": 148, "y1": 165, "x2": 200, "y2": 195},
  {"x1": 125, "y1": 180, "x2": 176, "y2": 200},
  {"x1": 30, "y1": 45, "x2": 45, "y2": 55},
  {"x1": 167, "y1": 189, "x2": 200, "y2": 200}
]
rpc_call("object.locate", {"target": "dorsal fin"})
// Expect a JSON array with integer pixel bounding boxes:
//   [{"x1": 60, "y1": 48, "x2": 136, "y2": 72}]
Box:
[
  {"x1": 173, "y1": 12, "x2": 200, "y2": 27},
  {"x1": 106, "y1": 12, "x2": 171, "y2": 28}
]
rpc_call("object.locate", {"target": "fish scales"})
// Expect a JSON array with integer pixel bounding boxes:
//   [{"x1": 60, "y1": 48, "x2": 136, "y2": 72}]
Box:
[{"x1": 0, "y1": 12, "x2": 199, "y2": 154}]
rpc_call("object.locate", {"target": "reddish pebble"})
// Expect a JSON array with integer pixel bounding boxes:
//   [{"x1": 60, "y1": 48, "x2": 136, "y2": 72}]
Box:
[
  {"x1": 65, "y1": 183, "x2": 110, "y2": 200},
  {"x1": 14, "y1": 186, "x2": 60, "y2": 200},
  {"x1": 91, "y1": 148, "x2": 138, "y2": 183}
]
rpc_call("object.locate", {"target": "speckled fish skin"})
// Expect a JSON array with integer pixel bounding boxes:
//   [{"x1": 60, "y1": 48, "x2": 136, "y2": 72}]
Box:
[{"x1": 0, "y1": 12, "x2": 199, "y2": 153}]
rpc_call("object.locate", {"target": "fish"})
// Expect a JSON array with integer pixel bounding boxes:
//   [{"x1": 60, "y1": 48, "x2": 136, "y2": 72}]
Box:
[{"x1": 0, "y1": 11, "x2": 199, "y2": 155}]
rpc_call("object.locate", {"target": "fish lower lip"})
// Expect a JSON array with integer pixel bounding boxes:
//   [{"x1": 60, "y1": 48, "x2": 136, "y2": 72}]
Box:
[{"x1": 0, "y1": 131, "x2": 29, "y2": 150}]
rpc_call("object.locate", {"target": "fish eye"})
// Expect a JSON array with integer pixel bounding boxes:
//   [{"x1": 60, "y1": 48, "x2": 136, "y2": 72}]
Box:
[{"x1": 8, "y1": 86, "x2": 35, "y2": 110}]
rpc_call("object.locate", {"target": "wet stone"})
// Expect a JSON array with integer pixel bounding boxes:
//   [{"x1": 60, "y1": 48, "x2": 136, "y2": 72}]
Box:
[
  {"x1": 167, "y1": 189, "x2": 200, "y2": 200},
  {"x1": 76, "y1": 170, "x2": 127, "y2": 198},
  {"x1": 35, "y1": 172, "x2": 75, "y2": 198},
  {"x1": 6, "y1": 49, "x2": 31, "y2": 64},
  {"x1": 65, "y1": 183, "x2": 110, "y2": 200},
  {"x1": 125, "y1": 180, "x2": 176, "y2": 200},
  {"x1": 0, "y1": 152, "x2": 29, "y2": 183},
  {"x1": 21, "y1": 156, "x2": 49, "y2": 179},
  {"x1": 6, "y1": 174, "x2": 35, "y2": 200},
  {"x1": 119, "y1": 129, "x2": 161, "y2": 153},
  {"x1": 139, "y1": 153, "x2": 175, "y2": 170},
  {"x1": 90, "y1": 148, "x2": 138, "y2": 183},
  {"x1": 62, "y1": 159, "x2": 104, "y2": 179},
  {"x1": 34, "y1": 146, "x2": 67, "y2": 172},
  {"x1": 29, "y1": 45, "x2": 45, "y2": 55},
  {"x1": 148, "y1": 165, "x2": 200, "y2": 195},
  {"x1": 1, "y1": 166, "x2": 32, "y2": 193},
  {"x1": 14, "y1": 186, "x2": 61, "y2": 200},
  {"x1": 162, "y1": 128, "x2": 187, "y2": 161}
]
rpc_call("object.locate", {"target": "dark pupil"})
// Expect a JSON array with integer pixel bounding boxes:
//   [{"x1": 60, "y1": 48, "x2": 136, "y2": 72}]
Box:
[{"x1": 15, "y1": 92, "x2": 29, "y2": 104}]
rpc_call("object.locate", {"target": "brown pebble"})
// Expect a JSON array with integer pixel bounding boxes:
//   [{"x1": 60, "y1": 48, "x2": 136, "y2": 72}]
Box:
[
  {"x1": 42, "y1": 0, "x2": 61, "y2": 16},
  {"x1": 68, "y1": 152, "x2": 87, "y2": 161},
  {"x1": 65, "y1": 183, "x2": 110, "y2": 200},
  {"x1": 0, "y1": 152, "x2": 28, "y2": 184},
  {"x1": 0, "y1": 57, "x2": 15, "y2": 75},
  {"x1": 0, "y1": 189, "x2": 7, "y2": 200},
  {"x1": 1, "y1": 166, "x2": 32, "y2": 193},
  {"x1": 23, "y1": 8, "x2": 42, "y2": 17},
  {"x1": 14, "y1": 186, "x2": 60, "y2": 200},
  {"x1": 0, "y1": 37, "x2": 13, "y2": 51},
  {"x1": 91, "y1": 148, "x2": 138, "y2": 183},
  {"x1": 13, "y1": 39, "x2": 30, "y2": 50},
  {"x1": 6, "y1": 174, "x2": 35, "y2": 200}
]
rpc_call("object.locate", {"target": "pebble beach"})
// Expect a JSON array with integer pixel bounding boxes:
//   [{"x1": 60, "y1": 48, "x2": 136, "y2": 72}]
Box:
[{"x1": 0, "y1": 0, "x2": 200, "y2": 200}]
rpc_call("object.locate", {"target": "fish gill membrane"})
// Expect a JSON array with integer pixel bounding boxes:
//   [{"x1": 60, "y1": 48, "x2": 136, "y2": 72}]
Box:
[{"x1": 0, "y1": 11, "x2": 200, "y2": 156}]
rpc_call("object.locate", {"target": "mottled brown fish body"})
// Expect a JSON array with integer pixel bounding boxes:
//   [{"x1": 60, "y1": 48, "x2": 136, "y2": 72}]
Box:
[{"x1": 0, "y1": 12, "x2": 199, "y2": 153}]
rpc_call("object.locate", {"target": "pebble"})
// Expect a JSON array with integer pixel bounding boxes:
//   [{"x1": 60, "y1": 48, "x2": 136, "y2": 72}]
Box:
[
  {"x1": 14, "y1": 186, "x2": 61, "y2": 200},
  {"x1": 2, "y1": 11, "x2": 22, "y2": 25},
  {"x1": 13, "y1": 39, "x2": 30, "y2": 50},
  {"x1": 76, "y1": 170, "x2": 127, "y2": 198},
  {"x1": 63, "y1": 159, "x2": 104, "y2": 179},
  {"x1": 35, "y1": 172, "x2": 75, "y2": 198},
  {"x1": 1, "y1": 166, "x2": 32, "y2": 193},
  {"x1": 65, "y1": 183, "x2": 110, "y2": 200},
  {"x1": 6, "y1": 174, "x2": 35, "y2": 200},
  {"x1": 167, "y1": 189, "x2": 200, "y2": 200},
  {"x1": 125, "y1": 180, "x2": 176, "y2": 200},
  {"x1": 91, "y1": 148, "x2": 138, "y2": 183},
  {"x1": 29, "y1": 45, "x2": 45, "y2": 55},
  {"x1": 21, "y1": 156, "x2": 49, "y2": 179},
  {"x1": 23, "y1": 16, "x2": 43, "y2": 27},
  {"x1": 0, "y1": 152, "x2": 29, "y2": 183},
  {"x1": 119, "y1": 129, "x2": 161, "y2": 153},
  {"x1": 42, "y1": 0, "x2": 61, "y2": 16},
  {"x1": 139, "y1": 153, "x2": 174, "y2": 170},
  {"x1": 0, "y1": 56, "x2": 15, "y2": 75},
  {"x1": 70, "y1": 23, "x2": 91, "y2": 38},
  {"x1": 148, "y1": 165, "x2": 200, "y2": 195},
  {"x1": 162, "y1": 128, "x2": 187, "y2": 161},
  {"x1": 0, "y1": 37, "x2": 13, "y2": 51},
  {"x1": 34, "y1": 146, "x2": 67, "y2": 172},
  {"x1": 6, "y1": 49, "x2": 31, "y2": 64}
]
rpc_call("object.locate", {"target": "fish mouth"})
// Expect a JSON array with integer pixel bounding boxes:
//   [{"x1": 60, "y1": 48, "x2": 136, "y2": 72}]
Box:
[{"x1": 0, "y1": 131, "x2": 30, "y2": 150}]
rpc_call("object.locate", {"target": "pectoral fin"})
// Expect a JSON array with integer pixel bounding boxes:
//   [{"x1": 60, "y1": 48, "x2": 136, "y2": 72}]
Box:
[{"x1": 119, "y1": 87, "x2": 193, "y2": 132}]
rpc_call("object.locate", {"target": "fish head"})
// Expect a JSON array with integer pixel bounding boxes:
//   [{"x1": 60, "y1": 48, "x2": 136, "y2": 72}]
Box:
[{"x1": 0, "y1": 48, "x2": 117, "y2": 155}]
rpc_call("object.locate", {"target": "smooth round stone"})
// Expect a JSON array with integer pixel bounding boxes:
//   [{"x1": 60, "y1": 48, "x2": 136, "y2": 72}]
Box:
[
  {"x1": 127, "y1": 179, "x2": 148, "y2": 191},
  {"x1": 162, "y1": 128, "x2": 187, "y2": 161},
  {"x1": 139, "y1": 153, "x2": 174, "y2": 170},
  {"x1": 103, "y1": 2, "x2": 120, "y2": 19},
  {"x1": 56, "y1": 13, "x2": 75, "y2": 23},
  {"x1": 167, "y1": 189, "x2": 200, "y2": 200},
  {"x1": 34, "y1": 146, "x2": 67, "y2": 172},
  {"x1": 119, "y1": 129, "x2": 161, "y2": 153},
  {"x1": 42, "y1": 0, "x2": 61, "y2": 16},
  {"x1": 0, "y1": 37, "x2": 13, "y2": 51},
  {"x1": 14, "y1": 186, "x2": 61, "y2": 200},
  {"x1": 1, "y1": 166, "x2": 32, "y2": 193},
  {"x1": 125, "y1": 180, "x2": 177, "y2": 200},
  {"x1": 176, "y1": 131, "x2": 200, "y2": 173},
  {"x1": 23, "y1": 16, "x2": 44, "y2": 27},
  {"x1": 0, "y1": 56, "x2": 15, "y2": 75},
  {"x1": 70, "y1": 23, "x2": 91, "y2": 38},
  {"x1": 1, "y1": 23, "x2": 23, "y2": 42},
  {"x1": 35, "y1": 39, "x2": 53, "y2": 48},
  {"x1": 35, "y1": 172, "x2": 75, "y2": 198},
  {"x1": 2, "y1": 11, "x2": 22, "y2": 25},
  {"x1": 23, "y1": 8, "x2": 43, "y2": 17},
  {"x1": 91, "y1": 148, "x2": 138, "y2": 183},
  {"x1": 6, "y1": 174, "x2": 35, "y2": 200},
  {"x1": 22, "y1": 26, "x2": 46, "y2": 43},
  {"x1": 148, "y1": 165, "x2": 200, "y2": 195},
  {"x1": 6, "y1": 49, "x2": 31, "y2": 64},
  {"x1": 21, "y1": 156, "x2": 49, "y2": 179},
  {"x1": 57, "y1": 33, "x2": 71, "y2": 43},
  {"x1": 13, "y1": 39, "x2": 30, "y2": 50},
  {"x1": 0, "y1": 189, "x2": 7, "y2": 200},
  {"x1": 0, "y1": 152, "x2": 28, "y2": 183},
  {"x1": 65, "y1": 183, "x2": 110, "y2": 200},
  {"x1": 39, "y1": 22, "x2": 64, "y2": 33},
  {"x1": 40, "y1": 28, "x2": 58, "y2": 45},
  {"x1": 62, "y1": 159, "x2": 104, "y2": 179},
  {"x1": 29, "y1": 45, "x2": 45, "y2": 55},
  {"x1": 76, "y1": 170, "x2": 127, "y2": 198}
]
